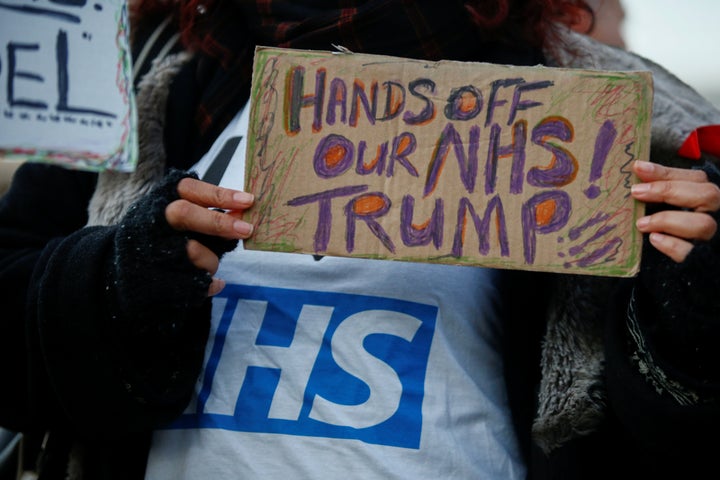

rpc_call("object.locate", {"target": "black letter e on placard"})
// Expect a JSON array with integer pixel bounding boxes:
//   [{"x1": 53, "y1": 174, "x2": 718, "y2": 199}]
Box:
[{"x1": 7, "y1": 42, "x2": 47, "y2": 109}]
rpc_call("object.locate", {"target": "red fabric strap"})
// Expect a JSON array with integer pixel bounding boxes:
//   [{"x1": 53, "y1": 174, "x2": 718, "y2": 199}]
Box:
[{"x1": 678, "y1": 125, "x2": 720, "y2": 159}]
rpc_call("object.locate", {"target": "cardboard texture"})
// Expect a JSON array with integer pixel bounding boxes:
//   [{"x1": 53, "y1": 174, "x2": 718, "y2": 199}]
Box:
[
  {"x1": 0, "y1": 0, "x2": 137, "y2": 172},
  {"x1": 244, "y1": 46, "x2": 652, "y2": 277}
]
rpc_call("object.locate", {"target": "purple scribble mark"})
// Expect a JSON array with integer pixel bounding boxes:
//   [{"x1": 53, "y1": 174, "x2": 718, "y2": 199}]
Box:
[
  {"x1": 574, "y1": 237, "x2": 623, "y2": 267},
  {"x1": 568, "y1": 223, "x2": 618, "y2": 256},
  {"x1": 568, "y1": 212, "x2": 611, "y2": 241}
]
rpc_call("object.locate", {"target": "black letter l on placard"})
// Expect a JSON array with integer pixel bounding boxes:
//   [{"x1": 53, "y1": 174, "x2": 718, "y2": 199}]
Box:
[{"x1": 56, "y1": 29, "x2": 116, "y2": 118}]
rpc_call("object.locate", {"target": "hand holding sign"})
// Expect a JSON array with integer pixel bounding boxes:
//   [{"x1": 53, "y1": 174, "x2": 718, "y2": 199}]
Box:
[
  {"x1": 243, "y1": 47, "x2": 653, "y2": 277},
  {"x1": 631, "y1": 160, "x2": 720, "y2": 262}
]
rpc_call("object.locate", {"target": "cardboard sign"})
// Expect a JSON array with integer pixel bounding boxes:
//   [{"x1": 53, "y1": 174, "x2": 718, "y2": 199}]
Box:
[
  {"x1": 244, "y1": 46, "x2": 652, "y2": 277},
  {"x1": 0, "y1": 0, "x2": 136, "y2": 172}
]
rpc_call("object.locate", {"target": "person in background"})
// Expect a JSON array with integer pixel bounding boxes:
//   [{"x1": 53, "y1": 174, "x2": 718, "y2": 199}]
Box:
[
  {"x1": 1, "y1": 1, "x2": 719, "y2": 479},
  {"x1": 571, "y1": 0, "x2": 627, "y2": 47}
]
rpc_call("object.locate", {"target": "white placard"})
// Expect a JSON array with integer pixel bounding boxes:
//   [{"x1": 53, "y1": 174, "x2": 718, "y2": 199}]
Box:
[{"x1": 0, "y1": 0, "x2": 137, "y2": 171}]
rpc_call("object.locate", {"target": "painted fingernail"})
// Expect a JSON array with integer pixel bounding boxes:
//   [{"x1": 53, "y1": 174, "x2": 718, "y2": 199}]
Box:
[
  {"x1": 233, "y1": 192, "x2": 254, "y2": 204},
  {"x1": 234, "y1": 220, "x2": 254, "y2": 235}
]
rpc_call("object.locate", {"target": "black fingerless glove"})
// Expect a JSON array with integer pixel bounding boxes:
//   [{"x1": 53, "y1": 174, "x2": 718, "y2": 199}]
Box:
[
  {"x1": 105, "y1": 169, "x2": 239, "y2": 411},
  {"x1": 113, "y1": 169, "x2": 239, "y2": 317}
]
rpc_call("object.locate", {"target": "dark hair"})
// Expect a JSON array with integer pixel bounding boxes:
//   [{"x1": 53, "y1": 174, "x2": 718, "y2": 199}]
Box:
[{"x1": 131, "y1": 0, "x2": 594, "y2": 58}]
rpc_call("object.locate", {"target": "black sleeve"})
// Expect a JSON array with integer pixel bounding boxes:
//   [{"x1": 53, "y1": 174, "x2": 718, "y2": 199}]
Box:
[
  {"x1": 27, "y1": 224, "x2": 211, "y2": 435},
  {"x1": 1, "y1": 164, "x2": 236, "y2": 438},
  {"x1": 604, "y1": 159, "x2": 720, "y2": 463},
  {"x1": 0, "y1": 162, "x2": 97, "y2": 431},
  {"x1": 32, "y1": 169, "x2": 239, "y2": 436}
]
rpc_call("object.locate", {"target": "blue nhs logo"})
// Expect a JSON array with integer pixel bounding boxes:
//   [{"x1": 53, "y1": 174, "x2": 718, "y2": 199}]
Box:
[{"x1": 169, "y1": 284, "x2": 438, "y2": 449}]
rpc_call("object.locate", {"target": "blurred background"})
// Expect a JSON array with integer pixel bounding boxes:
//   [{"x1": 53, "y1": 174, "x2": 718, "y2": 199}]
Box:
[{"x1": 623, "y1": 0, "x2": 720, "y2": 107}]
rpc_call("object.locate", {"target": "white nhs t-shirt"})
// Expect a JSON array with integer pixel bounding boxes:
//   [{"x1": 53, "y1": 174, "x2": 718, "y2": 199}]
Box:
[{"x1": 145, "y1": 105, "x2": 525, "y2": 479}]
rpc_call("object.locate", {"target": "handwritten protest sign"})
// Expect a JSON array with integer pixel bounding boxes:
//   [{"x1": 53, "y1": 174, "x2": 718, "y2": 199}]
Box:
[
  {"x1": 243, "y1": 46, "x2": 652, "y2": 277},
  {"x1": 0, "y1": 0, "x2": 136, "y2": 172}
]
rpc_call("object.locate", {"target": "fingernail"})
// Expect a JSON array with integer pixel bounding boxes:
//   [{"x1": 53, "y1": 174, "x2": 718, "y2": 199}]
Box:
[
  {"x1": 635, "y1": 160, "x2": 654, "y2": 173},
  {"x1": 234, "y1": 220, "x2": 254, "y2": 235},
  {"x1": 233, "y1": 192, "x2": 254, "y2": 204},
  {"x1": 649, "y1": 232, "x2": 666, "y2": 245},
  {"x1": 636, "y1": 216, "x2": 650, "y2": 229},
  {"x1": 208, "y1": 278, "x2": 226, "y2": 296},
  {"x1": 631, "y1": 183, "x2": 650, "y2": 194}
]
